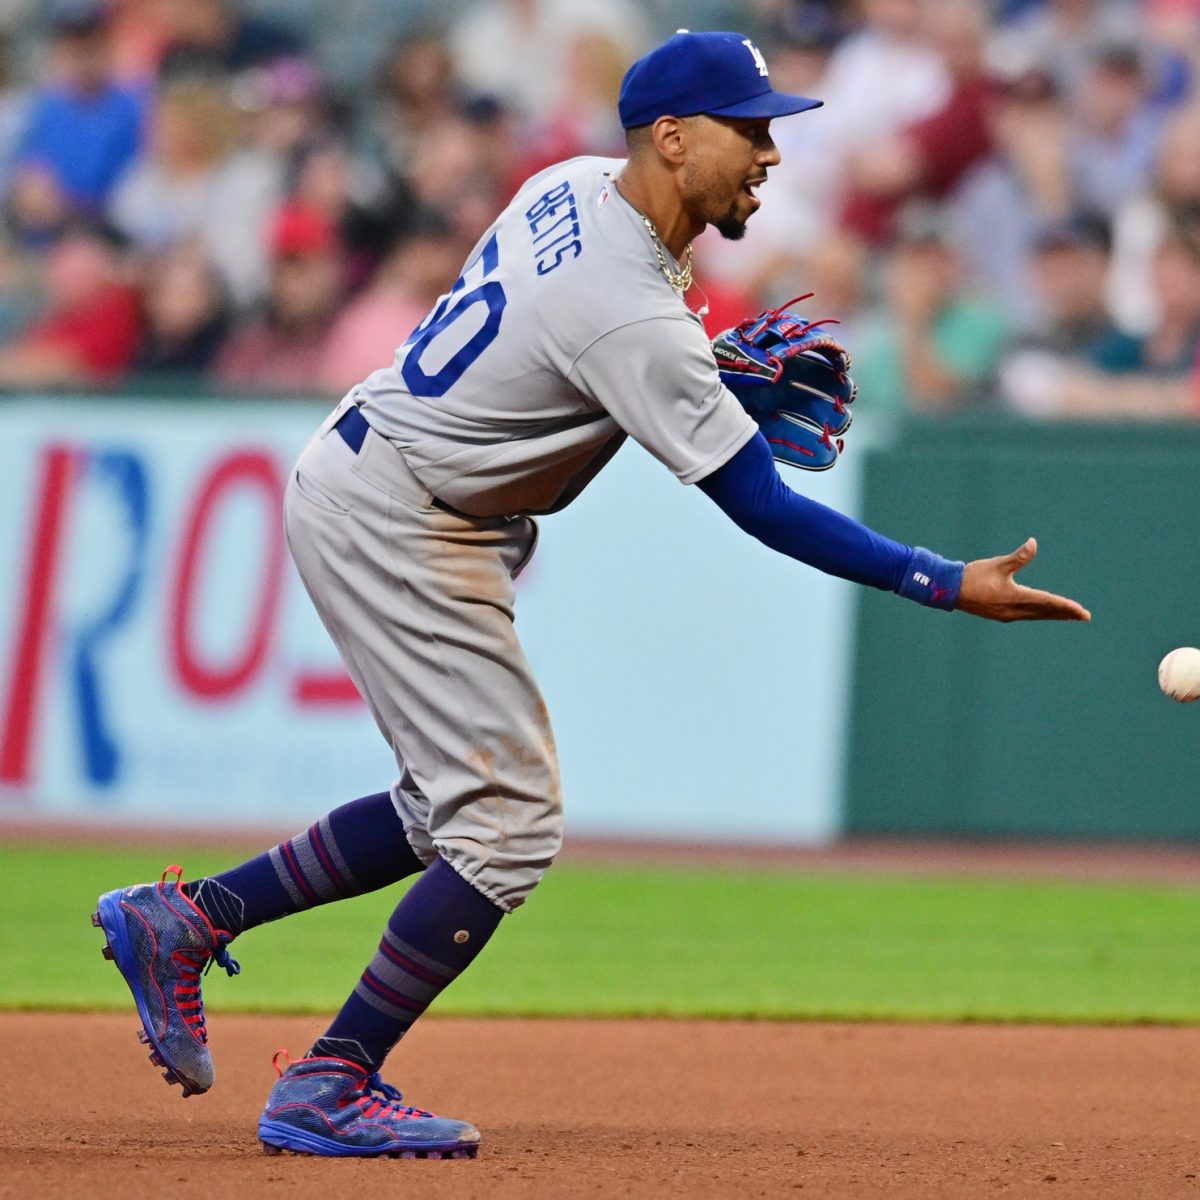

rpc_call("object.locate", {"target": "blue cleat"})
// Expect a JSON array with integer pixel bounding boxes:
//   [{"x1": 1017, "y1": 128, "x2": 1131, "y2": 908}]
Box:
[
  {"x1": 258, "y1": 1053, "x2": 481, "y2": 1159},
  {"x1": 92, "y1": 864, "x2": 239, "y2": 1097}
]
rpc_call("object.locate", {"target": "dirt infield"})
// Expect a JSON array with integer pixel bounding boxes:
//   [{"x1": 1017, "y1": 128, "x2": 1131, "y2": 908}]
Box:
[{"x1": 4, "y1": 1013, "x2": 1197, "y2": 1199}]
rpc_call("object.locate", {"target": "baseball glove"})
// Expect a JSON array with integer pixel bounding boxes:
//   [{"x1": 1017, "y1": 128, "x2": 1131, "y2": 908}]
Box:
[{"x1": 711, "y1": 294, "x2": 856, "y2": 471}]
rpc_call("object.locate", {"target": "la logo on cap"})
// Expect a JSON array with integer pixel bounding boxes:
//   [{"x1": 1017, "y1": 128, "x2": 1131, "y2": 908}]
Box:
[
  {"x1": 617, "y1": 30, "x2": 823, "y2": 129},
  {"x1": 743, "y1": 39, "x2": 768, "y2": 77},
  {"x1": 680, "y1": 28, "x2": 768, "y2": 78}
]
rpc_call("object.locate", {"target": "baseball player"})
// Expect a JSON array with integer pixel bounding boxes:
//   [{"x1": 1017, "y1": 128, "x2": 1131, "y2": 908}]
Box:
[{"x1": 92, "y1": 31, "x2": 1090, "y2": 1160}]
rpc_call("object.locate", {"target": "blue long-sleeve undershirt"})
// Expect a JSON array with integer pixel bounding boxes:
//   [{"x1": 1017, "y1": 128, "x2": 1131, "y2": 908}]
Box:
[{"x1": 697, "y1": 433, "x2": 963, "y2": 609}]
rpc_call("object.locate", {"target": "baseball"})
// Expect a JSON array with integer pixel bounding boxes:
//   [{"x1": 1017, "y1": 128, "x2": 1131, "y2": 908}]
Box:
[{"x1": 1157, "y1": 647, "x2": 1200, "y2": 702}]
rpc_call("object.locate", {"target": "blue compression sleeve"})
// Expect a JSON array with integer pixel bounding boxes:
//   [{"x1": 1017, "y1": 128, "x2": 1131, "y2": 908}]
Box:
[{"x1": 698, "y1": 432, "x2": 964, "y2": 609}]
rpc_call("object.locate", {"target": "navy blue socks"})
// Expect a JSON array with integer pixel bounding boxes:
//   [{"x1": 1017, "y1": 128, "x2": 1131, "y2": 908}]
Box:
[
  {"x1": 181, "y1": 794, "x2": 503, "y2": 1074},
  {"x1": 183, "y1": 792, "x2": 424, "y2": 937},
  {"x1": 309, "y1": 855, "x2": 504, "y2": 1073}
]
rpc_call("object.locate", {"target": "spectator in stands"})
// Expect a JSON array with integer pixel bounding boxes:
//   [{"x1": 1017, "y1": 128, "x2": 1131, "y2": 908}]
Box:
[
  {"x1": 1001, "y1": 218, "x2": 1200, "y2": 419},
  {"x1": 403, "y1": 106, "x2": 521, "y2": 249},
  {"x1": 762, "y1": 1, "x2": 848, "y2": 99},
  {"x1": 812, "y1": 0, "x2": 950, "y2": 150},
  {"x1": 318, "y1": 218, "x2": 463, "y2": 396},
  {"x1": 999, "y1": 212, "x2": 1140, "y2": 413},
  {"x1": 226, "y1": 53, "x2": 410, "y2": 292},
  {"x1": 237, "y1": 55, "x2": 333, "y2": 161},
  {"x1": 155, "y1": 0, "x2": 303, "y2": 79},
  {"x1": 213, "y1": 201, "x2": 345, "y2": 395},
  {"x1": 107, "y1": 77, "x2": 282, "y2": 308},
  {"x1": 1029, "y1": 212, "x2": 1141, "y2": 364},
  {"x1": 840, "y1": 0, "x2": 998, "y2": 245},
  {"x1": 285, "y1": 135, "x2": 409, "y2": 294},
  {"x1": 0, "y1": 0, "x2": 1194, "y2": 421},
  {"x1": 988, "y1": 0, "x2": 1141, "y2": 101},
  {"x1": 367, "y1": 31, "x2": 464, "y2": 181},
  {"x1": 1126, "y1": 218, "x2": 1200, "y2": 374},
  {"x1": 449, "y1": 0, "x2": 647, "y2": 123},
  {"x1": 130, "y1": 241, "x2": 231, "y2": 385},
  {"x1": 0, "y1": 221, "x2": 141, "y2": 389},
  {"x1": 462, "y1": 94, "x2": 529, "y2": 216},
  {"x1": 6, "y1": 7, "x2": 146, "y2": 245},
  {"x1": 852, "y1": 203, "x2": 1011, "y2": 413},
  {"x1": 1108, "y1": 101, "x2": 1200, "y2": 333},
  {"x1": 515, "y1": 30, "x2": 629, "y2": 180},
  {"x1": 950, "y1": 62, "x2": 1073, "y2": 318},
  {"x1": 1066, "y1": 45, "x2": 1165, "y2": 218},
  {"x1": 763, "y1": 0, "x2": 849, "y2": 79}
]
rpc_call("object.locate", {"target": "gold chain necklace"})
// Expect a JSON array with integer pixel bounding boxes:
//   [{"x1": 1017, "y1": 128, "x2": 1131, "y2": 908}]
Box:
[{"x1": 639, "y1": 214, "x2": 694, "y2": 294}]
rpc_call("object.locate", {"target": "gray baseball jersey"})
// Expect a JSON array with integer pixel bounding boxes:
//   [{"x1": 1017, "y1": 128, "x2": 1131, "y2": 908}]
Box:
[
  {"x1": 286, "y1": 155, "x2": 758, "y2": 910},
  {"x1": 354, "y1": 155, "x2": 757, "y2": 517}
]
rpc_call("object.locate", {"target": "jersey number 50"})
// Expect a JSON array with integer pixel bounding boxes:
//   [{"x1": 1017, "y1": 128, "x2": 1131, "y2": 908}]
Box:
[{"x1": 400, "y1": 233, "x2": 506, "y2": 398}]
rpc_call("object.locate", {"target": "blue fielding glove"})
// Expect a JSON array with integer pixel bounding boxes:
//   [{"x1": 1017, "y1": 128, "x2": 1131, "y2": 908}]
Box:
[{"x1": 711, "y1": 295, "x2": 856, "y2": 471}]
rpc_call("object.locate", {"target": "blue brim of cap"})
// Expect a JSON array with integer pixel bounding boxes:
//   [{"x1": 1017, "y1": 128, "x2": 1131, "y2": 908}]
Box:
[{"x1": 706, "y1": 91, "x2": 823, "y2": 119}]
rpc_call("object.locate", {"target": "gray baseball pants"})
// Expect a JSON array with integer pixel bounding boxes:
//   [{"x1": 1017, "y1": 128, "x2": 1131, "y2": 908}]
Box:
[{"x1": 283, "y1": 399, "x2": 562, "y2": 911}]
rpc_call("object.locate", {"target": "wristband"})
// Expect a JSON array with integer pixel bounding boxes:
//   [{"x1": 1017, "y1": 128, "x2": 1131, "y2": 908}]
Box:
[{"x1": 897, "y1": 546, "x2": 964, "y2": 611}]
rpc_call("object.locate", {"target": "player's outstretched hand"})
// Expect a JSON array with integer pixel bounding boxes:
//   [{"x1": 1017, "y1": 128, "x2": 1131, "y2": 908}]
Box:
[{"x1": 956, "y1": 537, "x2": 1091, "y2": 623}]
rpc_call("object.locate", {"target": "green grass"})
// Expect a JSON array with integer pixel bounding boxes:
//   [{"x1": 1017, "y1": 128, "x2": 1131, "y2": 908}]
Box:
[{"x1": 3, "y1": 842, "x2": 1199, "y2": 1023}]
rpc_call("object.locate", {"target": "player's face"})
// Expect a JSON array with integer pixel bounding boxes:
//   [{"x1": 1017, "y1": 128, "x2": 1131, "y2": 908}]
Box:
[{"x1": 680, "y1": 115, "x2": 780, "y2": 241}]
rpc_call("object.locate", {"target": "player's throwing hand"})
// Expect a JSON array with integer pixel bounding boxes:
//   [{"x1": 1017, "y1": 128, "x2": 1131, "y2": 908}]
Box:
[{"x1": 956, "y1": 537, "x2": 1091, "y2": 623}]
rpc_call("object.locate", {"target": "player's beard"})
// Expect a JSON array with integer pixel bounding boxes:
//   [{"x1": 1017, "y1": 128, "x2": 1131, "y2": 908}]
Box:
[
  {"x1": 685, "y1": 159, "x2": 750, "y2": 241},
  {"x1": 714, "y1": 210, "x2": 748, "y2": 241},
  {"x1": 712, "y1": 184, "x2": 754, "y2": 240}
]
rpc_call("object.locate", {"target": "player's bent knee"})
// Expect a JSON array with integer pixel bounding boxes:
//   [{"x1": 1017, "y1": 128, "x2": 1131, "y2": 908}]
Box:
[{"x1": 436, "y1": 808, "x2": 564, "y2": 913}]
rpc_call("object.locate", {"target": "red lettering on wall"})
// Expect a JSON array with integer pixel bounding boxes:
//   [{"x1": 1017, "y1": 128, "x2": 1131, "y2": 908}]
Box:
[
  {"x1": 290, "y1": 670, "x2": 363, "y2": 706},
  {"x1": 0, "y1": 446, "x2": 77, "y2": 786},
  {"x1": 170, "y1": 452, "x2": 285, "y2": 700}
]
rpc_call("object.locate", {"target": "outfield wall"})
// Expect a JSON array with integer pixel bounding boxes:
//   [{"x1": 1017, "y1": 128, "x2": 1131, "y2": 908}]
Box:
[
  {"x1": 4, "y1": 399, "x2": 1197, "y2": 844},
  {"x1": 0, "y1": 396, "x2": 861, "y2": 841},
  {"x1": 848, "y1": 416, "x2": 1200, "y2": 841}
]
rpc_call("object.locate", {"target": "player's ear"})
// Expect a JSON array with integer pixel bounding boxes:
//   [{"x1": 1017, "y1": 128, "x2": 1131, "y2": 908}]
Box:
[{"x1": 651, "y1": 115, "x2": 688, "y2": 164}]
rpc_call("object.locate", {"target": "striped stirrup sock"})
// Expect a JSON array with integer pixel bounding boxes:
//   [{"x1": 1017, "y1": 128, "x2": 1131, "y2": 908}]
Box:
[
  {"x1": 310, "y1": 856, "x2": 503, "y2": 1072},
  {"x1": 183, "y1": 792, "x2": 423, "y2": 937}
]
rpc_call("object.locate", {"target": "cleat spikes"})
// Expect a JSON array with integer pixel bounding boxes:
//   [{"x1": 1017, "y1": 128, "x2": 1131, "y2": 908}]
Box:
[
  {"x1": 254, "y1": 1140, "x2": 476, "y2": 1160},
  {"x1": 101, "y1": 945, "x2": 115, "y2": 960},
  {"x1": 136, "y1": 1028, "x2": 150, "y2": 1044},
  {"x1": 91, "y1": 911, "x2": 102, "y2": 927},
  {"x1": 265, "y1": 1143, "x2": 476, "y2": 1159}
]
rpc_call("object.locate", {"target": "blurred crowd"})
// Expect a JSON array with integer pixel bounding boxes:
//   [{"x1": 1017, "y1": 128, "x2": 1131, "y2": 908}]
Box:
[{"x1": 0, "y1": 0, "x2": 1197, "y2": 420}]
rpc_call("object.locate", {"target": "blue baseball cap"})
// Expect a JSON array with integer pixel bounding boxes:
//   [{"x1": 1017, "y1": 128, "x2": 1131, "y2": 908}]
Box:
[{"x1": 618, "y1": 30, "x2": 823, "y2": 130}]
